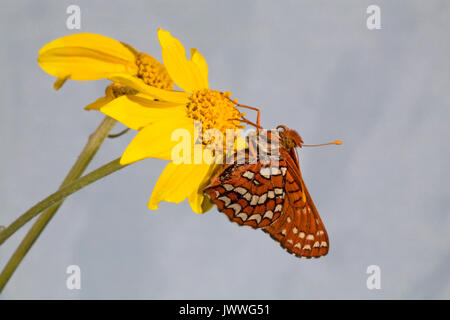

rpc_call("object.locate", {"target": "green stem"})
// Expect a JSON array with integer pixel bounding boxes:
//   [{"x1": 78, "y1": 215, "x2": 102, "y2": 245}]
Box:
[
  {"x1": 0, "y1": 157, "x2": 127, "y2": 292},
  {"x1": 0, "y1": 116, "x2": 116, "y2": 293},
  {"x1": 0, "y1": 116, "x2": 116, "y2": 246}
]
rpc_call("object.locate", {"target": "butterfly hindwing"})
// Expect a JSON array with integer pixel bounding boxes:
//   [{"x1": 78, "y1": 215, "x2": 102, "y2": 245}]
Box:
[{"x1": 204, "y1": 159, "x2": 288, "y2": 228}]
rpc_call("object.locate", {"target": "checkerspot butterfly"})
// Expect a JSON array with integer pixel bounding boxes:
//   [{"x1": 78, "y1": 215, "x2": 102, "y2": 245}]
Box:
[{"x1": 204, "y1": 118, "x2": 340, "y2": 258}]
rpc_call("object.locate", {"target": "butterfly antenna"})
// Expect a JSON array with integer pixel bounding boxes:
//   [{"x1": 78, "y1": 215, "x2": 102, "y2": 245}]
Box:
[{"x1": 303, "y1": 140, "x2": 342, "y2": 147}]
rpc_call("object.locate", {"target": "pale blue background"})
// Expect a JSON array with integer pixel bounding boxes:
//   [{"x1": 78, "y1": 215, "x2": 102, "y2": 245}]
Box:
[{"x1": 1, "y1": 0, "x2": 449, "y2": 299}]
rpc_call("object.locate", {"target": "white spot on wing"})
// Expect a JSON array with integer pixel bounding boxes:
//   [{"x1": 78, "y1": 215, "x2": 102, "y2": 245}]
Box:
[
  {"x1": 218, "y1": 196, "x2": 231, "y2": 207},
  {"x1": 236, "y1": 213, "x2": 248, "y2": 221},
  {"x1": 235, "y1": 187, "x2": 247, "y2": 195},
  {"x1": 248, "y1": 214, "x2": 262, "y2": 224},
  {"x1": 260, "y1": 167, "x2": 271, "y2": 179},
  {"x1": 250, "y1": 195, "x2": 259, "y2": 206},
  {"x1": 258, "y1": 193, "x2": 267, "y2": 204},
  {"x1": 227, "y1": 203, "x2": 242, "y2": 214},
  {"x1": 223, "y1": 184, "x2": 233, "y2": 191},
  {"x1": 242, "y1": 170, "x2": 254, "y2": 180},
  {"x1": 263, "y1": 210, "x2": 273, "y2": 220},
  {"x1": 274, "y1": 188, "x2": 283, "y2": 195},
  {"x1": 271, "y1": 167, "x2": 281, "y2": 175}
]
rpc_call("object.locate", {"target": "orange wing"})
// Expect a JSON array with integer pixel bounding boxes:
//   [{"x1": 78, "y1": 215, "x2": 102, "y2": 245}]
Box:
[
  {"x1": 204, "y1": 142, "x2": 330, "y2": 258},
  {"x1": 263, "y1": 149, "x2": 329, "y2": 258},
  {"x1": 204, "y1": 159, "x2": 287, "y2": 229}
]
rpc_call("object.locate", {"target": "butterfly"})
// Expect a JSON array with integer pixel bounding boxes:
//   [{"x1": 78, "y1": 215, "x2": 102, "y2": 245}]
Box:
[{"x1": 204, "y1": 125, "x2": 330, "y2": 258}]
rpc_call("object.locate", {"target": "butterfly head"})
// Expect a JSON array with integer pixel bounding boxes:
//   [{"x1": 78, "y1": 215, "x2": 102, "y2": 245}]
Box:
[{"x1": 277, "y1": 125, "x2": 304, "y2": 150}]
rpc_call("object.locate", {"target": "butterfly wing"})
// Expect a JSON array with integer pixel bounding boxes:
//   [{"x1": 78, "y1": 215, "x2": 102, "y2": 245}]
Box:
[
  {"x1": 263, "y1": 149, "x2": 329, "y2": 258},
  {"x1": 204, "y1": 129, "x2": 330, "y2": 259},
  {"x1": 204, "y1": 159, "x2": 288, "y2": 229}
]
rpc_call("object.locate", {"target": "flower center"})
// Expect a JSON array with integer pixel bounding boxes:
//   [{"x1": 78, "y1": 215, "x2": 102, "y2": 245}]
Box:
[
  {"x1": 136, "y1": 52, "x2": 174, "y2": 90},
  {"x1": 187, "y1": 89, "x2": 243, "y2": 134}
]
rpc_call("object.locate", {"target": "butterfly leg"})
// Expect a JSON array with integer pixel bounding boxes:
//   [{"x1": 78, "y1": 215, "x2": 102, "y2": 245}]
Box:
[
  {"x1": 235, "y1": 103, "x2": 261, "y2": 130},
  {"x1": 225, "y1": 96, "x2": 261, "y2": 131},
  {"x1": 229, "y1": 117, "x2": 263, "y2": 130}
]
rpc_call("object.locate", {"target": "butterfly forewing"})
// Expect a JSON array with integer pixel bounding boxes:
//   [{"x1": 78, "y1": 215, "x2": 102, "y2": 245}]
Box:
[{"x1": 262, "y1": 152, "x2": 329, "y2": 258}]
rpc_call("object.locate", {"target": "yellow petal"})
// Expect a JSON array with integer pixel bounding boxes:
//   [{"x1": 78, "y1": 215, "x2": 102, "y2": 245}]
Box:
[
  {"x1": 100, "y1": 94, "x2": 186, "y2": 130},
  {"x1": 148, "y1": 161, "x2": 214, "y2": 210},
  {"x1": 195, "y1": 195, "x2": 214, "y2": 213},
  {"x1": 158, "y1": 29, "x2": 209, "y2": 92},
  {"x1": 53, "y1": 76, "x2": 69, "y2": 90},
  {"x1": 108, "y1": 73, "x2": 190, "y2": 104},
  {"x1": 38, "y1": 33, "x2": 138, "y2": 80},
  {"x1": 190, "y1": 48, "x2": 208, "y2": 83},
  {"x1": 84, "y1": 96, "x2": 114, "y2": 111},
  {"x1": 120, "y1": 116, "x2": 194, "y2": 164},
  {"x1": 188, "y1": 163, "x2": 222, "y2": 213}
]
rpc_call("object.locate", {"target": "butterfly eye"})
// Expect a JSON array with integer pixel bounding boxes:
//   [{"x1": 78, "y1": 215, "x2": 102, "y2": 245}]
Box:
[{"x1": 276, "y1": 125, "x2": 288, "y2": 131}]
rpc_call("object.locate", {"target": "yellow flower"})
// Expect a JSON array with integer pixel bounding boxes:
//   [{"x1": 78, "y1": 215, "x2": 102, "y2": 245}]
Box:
[
  {"x1": 37, "y1": 33, "x2": 174, "y2": 109},
  {"x1": 100, "y1": 29, "x2": 245, "y2": 213}
]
